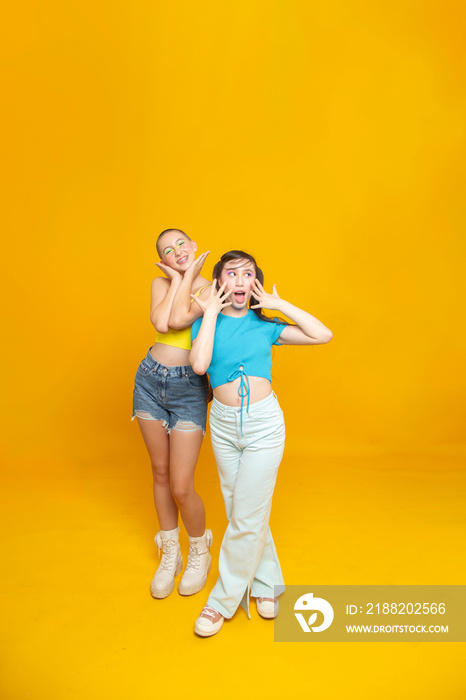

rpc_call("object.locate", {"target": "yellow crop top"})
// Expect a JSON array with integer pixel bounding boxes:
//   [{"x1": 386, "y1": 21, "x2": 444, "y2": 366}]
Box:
[{"x1": 154, "y1": 283, "x2": 211, "y2": 351}]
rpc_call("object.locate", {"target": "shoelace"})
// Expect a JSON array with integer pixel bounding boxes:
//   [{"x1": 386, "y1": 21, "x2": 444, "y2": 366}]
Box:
[
  {"x1": 185, "y1": 544, "x2": 201, "y2": 572},
  {"x1": 157, "y1": 539, "x2": 176, "y2": 572},
  {"x1": 200, "y1": 606, "x2": 219, "y2": 620}
]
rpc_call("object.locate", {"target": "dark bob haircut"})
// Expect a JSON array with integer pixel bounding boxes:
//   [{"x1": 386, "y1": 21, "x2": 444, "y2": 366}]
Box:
[{"x1": 212, "y1": 250, "x2": 285, "y2": 326}]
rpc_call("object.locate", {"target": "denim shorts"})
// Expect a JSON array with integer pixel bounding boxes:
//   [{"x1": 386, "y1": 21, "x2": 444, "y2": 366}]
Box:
[{"x1": 132, "y1": 350, "x2": 209, "y2": 433}]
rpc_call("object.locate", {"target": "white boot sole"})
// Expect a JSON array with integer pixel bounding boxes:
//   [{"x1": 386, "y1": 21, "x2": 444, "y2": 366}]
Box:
[{"x1": 150, "y1": 558, "x2": 183, "y2": 599}]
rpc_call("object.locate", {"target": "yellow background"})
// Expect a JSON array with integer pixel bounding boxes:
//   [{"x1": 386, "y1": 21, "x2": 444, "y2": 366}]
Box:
[{"x1": 1, "y1": 1, "x2": 465, "y2": 698}]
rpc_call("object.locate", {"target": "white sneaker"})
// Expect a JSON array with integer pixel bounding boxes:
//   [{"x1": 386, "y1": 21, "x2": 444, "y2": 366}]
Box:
[
  {"x1": 194, "y1": 606, "x2": 224, "y2": 637},
  {"x1": 150, "y1": 527, "x2": 183, "y2": 599},
  {"x1": 178, "y1": 529, "x2": 212, "y2": 596},
  {"x1": 256, "y1": 597, "x2": 279, "y2": 619}
]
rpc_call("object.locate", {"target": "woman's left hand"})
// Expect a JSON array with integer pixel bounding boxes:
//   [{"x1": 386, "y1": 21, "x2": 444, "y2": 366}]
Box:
[
  {"x1": 250, "y1": 280, "x2": 282, "y2": 311},
  {"x1": 184, "y1": 251, "x2": 210, "y2": 279}
]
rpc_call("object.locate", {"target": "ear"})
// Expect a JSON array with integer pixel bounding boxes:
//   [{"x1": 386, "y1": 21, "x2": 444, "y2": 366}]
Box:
[{"x1": 192, "y1": 240, "x2": 198, "y2": 252}]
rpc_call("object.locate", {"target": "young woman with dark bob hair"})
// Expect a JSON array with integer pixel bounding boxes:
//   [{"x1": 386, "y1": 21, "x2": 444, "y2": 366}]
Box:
[{"x1": 188, "y1": 250, "x2": 333, "y2": 636}]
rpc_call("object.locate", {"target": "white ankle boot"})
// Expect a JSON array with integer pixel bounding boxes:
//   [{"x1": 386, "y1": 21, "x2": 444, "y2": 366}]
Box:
[
  {"x1": 150, "y1": 527, "x2": 183, "y2": 599},
  {"x1": 178, "y1": 529, "x2": 212, "y2": 596}
]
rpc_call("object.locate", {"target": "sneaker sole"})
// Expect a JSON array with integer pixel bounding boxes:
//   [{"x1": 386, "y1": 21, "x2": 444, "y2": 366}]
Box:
[
  {"x1": 194, "y1": 618, "x2": 224, "y2": 637},
  {"x1": 256, "y1": 602, "x2": 279, "y2": 619},
  {"x1": 257, "y1": 609, "x2": 278, "y2": 619}
]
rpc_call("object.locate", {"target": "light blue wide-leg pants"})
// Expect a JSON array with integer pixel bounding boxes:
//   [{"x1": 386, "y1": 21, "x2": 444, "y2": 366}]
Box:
[{"x1": 207, "y1": 392, "x2": 286, "y2": 619}]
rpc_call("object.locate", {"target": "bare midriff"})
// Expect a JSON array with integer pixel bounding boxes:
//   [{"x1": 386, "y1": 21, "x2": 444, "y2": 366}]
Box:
[
  {"x1": 149, "y1": 343, "x2": 191, "y2": 367},
  {"x1": 149, "y1": 344, "x2": 272, "y2": 405},
  {"x1": 214, "y1": 377, "x2": 272, "y2": 407}
]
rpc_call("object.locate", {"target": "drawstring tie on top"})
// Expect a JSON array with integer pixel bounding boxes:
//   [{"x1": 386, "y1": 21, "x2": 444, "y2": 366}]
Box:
[{"x1": 227, "y1": 365, "x2": 250, "y2": 435}]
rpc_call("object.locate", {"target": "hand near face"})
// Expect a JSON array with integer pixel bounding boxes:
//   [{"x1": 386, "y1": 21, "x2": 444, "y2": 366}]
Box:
[
  {"x1": 155, "y1": 262, "x2": 183, "y2": 281},
  {"x1": 250, "y1": 279, "x2": 282, "y2": 311},
  {"x1": 191, "y1": 280, "x2": 232, "y2": 316},
  {"x1": 185, "y1": 251, "x2": 210, "y2": 279}
]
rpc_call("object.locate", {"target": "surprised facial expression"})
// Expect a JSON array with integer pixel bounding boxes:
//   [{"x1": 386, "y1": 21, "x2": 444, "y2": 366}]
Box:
[{"x1": 219, "y1": 259, "x2": 256, "y2": 311}]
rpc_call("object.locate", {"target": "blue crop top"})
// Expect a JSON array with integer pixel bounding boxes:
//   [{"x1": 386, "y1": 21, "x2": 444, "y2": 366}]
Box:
[{"x1": 191, "y1": 311, "x2": 287, "y2": 388}]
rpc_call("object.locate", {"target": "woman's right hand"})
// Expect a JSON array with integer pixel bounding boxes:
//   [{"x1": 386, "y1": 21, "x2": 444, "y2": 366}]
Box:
[
  {"x1": 191, "y1": 280, "x2": 232, "y2": 316},
  {"x1": 189, "y1": 281, "x2": 231, "y2": 374},
  {"x1": 155, "y1": 262, "x2": 182, "y2": 282}
]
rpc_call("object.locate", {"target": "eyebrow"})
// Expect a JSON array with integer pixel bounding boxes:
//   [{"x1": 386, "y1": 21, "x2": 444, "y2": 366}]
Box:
[{"x1": 225, "y1": 264, "x2": 255, "y2": 272}]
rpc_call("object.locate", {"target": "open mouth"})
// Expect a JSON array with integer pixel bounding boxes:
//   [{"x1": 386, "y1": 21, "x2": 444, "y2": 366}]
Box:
[
  {"x1": 177, "y1": 256, "x2": 189, "y2": 265},
  {"x1": 234, "y1": 291, "x2": 246, "y2": 303}
]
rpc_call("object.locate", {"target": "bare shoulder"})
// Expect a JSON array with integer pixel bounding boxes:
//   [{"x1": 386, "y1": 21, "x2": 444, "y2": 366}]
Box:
[
  {"x1": 151, "y1": 276, "x2": 170, "y2": 291},
  {"x1": 194, "y1": 278, "x2": 213, "y2": 298}
]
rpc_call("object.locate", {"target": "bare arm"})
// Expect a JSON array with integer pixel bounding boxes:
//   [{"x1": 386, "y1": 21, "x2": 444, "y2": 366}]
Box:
[
  {"x1": 170, "y1": 252, "x2": 211, "y2": 329},
  {"x1": 251, "y1": 280, "x2": 333, "y2": 346},
  {"x1": 188, "y1": 282, "x2": 232, "y2": 374},
  {"x1": 149, "y1": 267, "x2": 182, "y2": 334}
]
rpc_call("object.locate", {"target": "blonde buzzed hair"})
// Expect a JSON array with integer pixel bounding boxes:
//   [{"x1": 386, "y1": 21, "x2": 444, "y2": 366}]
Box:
[{"x1": 156, "y1": 228, "x2": 191, "y2": 256}]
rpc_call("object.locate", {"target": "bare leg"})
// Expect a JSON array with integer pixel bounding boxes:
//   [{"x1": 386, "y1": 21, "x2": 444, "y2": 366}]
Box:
[
  {"x1": 136, "y1": 418, "x2": 178, "y2": 530},
  {"x1": 169, "y1": 428, "x2": 206, "y2": 537}
]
